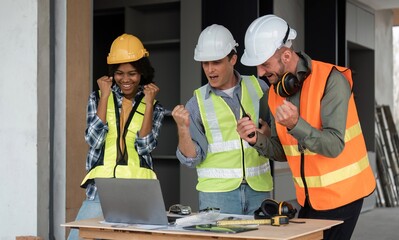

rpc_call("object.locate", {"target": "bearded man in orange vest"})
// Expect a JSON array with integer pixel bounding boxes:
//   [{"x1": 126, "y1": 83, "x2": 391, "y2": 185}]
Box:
[{"x1": 236, "y1": 14, "x2": 376, "y2": 240}]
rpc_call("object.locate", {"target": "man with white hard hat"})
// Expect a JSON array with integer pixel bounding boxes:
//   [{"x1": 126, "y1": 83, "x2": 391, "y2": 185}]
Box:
[
  {"x1": 237, "y1": 14, "x2": 376, "y2": 239},
  {"x1": 172, "y1": 24, "x2": 273, "y2": 215}
]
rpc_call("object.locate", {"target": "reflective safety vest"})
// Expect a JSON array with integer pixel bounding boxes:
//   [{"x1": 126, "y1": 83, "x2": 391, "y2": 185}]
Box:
[
  {"x1": 268, "y1": 60, "x2": 376, "y2": 210},
  {"x1": 81, "y1": 92, "x2": 157, "y2": 188},
  {"x1": 195, "y1": 76, "x2": 273, "y2": 192}
]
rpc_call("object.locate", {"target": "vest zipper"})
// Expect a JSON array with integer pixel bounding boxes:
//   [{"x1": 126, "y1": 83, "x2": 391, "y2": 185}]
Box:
[
  {"x1": 239, "y1": 139, "x2": 246, "y2": 182},
  {"x1": 112, "y1": 93, "x2": 144, "y2": 177},
  {"x1": 300, "y1": 151, "x2": 311, "y2": 207},
  {"x1": 236, "y1": 93, "x2": 246, "y2": 183},
  {"x1": 114, "y1": 93, "x2": 121, "y2": 177}
]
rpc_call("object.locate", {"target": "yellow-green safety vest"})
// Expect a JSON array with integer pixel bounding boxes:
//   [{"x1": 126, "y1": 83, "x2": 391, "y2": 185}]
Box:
[
  {"x1": 195, "y1": 76, "x2": 273, "y2": 192},
  {"x1": 81, "y1": 92, "x2": 157, "y2": 188}
]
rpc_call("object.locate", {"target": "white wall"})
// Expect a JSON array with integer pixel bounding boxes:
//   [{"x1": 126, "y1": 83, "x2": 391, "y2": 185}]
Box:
[{"x1": 0, "y1": 0, "x2": 39, "y2": 238}]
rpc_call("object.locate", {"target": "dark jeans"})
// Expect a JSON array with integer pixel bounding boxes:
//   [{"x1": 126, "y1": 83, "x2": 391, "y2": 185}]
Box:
[{"x1": 298, "y1": 198, "x2": 364, "y2": 240}]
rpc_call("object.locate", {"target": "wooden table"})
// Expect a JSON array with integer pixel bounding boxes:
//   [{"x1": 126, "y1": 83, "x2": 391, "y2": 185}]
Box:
[{"x1": 62, "y1": 217, "x2": 342, "y2": 240}]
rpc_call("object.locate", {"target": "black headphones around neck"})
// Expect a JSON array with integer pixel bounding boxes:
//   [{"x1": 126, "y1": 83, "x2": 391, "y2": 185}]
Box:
[
  {"x1": 254, "y1": 199, "x2": 297, "y2": 219},
  {"x1": 273, "y1": 53, "x2": 310, "y2": 98}
]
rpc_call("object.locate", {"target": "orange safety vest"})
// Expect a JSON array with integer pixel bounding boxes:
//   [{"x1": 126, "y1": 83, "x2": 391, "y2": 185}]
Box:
[{"x1": 269, "y1": 60, "x2": 376, "y2": 210}]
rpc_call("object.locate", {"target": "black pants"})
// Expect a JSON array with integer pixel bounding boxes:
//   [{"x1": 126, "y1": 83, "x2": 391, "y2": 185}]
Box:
[{"x1": 298, "y1": 198, "x2": 364, "y2": 240}]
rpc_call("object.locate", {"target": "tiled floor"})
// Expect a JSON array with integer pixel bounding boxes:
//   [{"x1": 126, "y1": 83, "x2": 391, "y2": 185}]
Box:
[{"x1": 352, "y1": 207, "x2": 399, "y2": 240}]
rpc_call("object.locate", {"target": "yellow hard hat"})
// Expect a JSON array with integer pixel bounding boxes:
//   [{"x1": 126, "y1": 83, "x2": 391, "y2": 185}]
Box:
[{"x1": 107, "y1": 33, "x2": 149, "y2": 64}]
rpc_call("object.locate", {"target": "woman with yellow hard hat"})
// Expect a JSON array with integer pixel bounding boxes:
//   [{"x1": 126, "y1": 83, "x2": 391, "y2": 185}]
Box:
[{"x1": 68, "y1": 34, "x2": 165, "y2": 240}]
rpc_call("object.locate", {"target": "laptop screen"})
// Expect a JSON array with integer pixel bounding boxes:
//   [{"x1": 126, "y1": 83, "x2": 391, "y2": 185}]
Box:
[{"x1": 96, "y1": 178, "x2": 169, "y2": 225}]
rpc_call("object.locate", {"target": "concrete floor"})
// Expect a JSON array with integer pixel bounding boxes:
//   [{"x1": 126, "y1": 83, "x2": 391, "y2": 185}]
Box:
[{"x1": 352, "y1": 207, "x2": 399, "y2": 240}]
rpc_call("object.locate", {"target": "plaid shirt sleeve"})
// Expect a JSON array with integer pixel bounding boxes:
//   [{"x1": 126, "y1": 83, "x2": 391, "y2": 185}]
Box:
[
  {"x1": 85, "y1": 92, "x2": 109, "y2": 149},
  {"x1": 84, "y1": 92, "x2": 109, "y2": 172},
  {"x1": 135, "y1": 102, "x2": 165, "y2": 168}
]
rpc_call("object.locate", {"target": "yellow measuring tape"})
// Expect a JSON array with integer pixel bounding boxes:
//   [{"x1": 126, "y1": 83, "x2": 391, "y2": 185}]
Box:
[{"x1": 217, "y1": 216, "x2": 289, "y2": 226}]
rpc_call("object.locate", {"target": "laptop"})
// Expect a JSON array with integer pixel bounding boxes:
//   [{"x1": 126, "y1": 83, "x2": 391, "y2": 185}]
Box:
[{"x1": 96, "y1": 178, "x2": 169, "y2": 225}]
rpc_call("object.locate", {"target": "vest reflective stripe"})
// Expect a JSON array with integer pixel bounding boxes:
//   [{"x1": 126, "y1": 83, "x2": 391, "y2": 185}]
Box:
[
  {"x1": 282, "y1": 146, "x2": 316, "y2": 157},
  {"x1": 81, "y1": 93, "x2": 156, "y2": 187},
  {"x1": 283, "y1": 122, "x2": 363, "y2": 157},
  {"x1": 344, "y1": 122, "x2": 362, "y2": 142},
  {"x1": 269, "y1": 60, "x2": 375, "y2": 210},
  {"x1": 208, "y1": 139, "x2": 253, "y2": 153},
  {"x1": 245, "y1": 77, "x2": 261, "y2": 118},
  {"x1": 195, "y1": 76, "x2": 273, "y2": 192},
  {"x1": 246, "y1": 163, "x2": 270, "y2": 177},
  {"x1": 203, "y1": 93, "x2": 223, "y2": 143},
  {"x1": 208, "y1": 139, "x2": 241, "y2": 153},
  {"x1": 293, "y1": 154, "x2": 370, "y2": 188},
  {"x1": 197, "y1": 162, "x2": 271, "y2": 178}
]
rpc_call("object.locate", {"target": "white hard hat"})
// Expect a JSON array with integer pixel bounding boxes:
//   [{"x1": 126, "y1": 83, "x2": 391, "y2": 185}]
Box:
[
  {"x1": 194, "y1": 24, "x2": 238, "y2": 61},
  {"x1": 241, "y1": 15, "x2": 297, "y2": 66}
]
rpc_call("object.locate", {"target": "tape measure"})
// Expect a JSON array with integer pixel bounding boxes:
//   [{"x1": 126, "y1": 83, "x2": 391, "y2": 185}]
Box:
[{"x1": 217, "y1": 215, "x2": 289, "y2": 226}]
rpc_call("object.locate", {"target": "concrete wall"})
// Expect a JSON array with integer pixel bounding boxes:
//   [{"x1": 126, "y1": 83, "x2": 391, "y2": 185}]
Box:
[
  {"x1": 0, "y1": 0, "x2": 42, "y2": 238},
  {"x1": 37, "y1": 0, "x2": 51, "y2": 237},
  {"x1": 375, "y1": 10, "x2": 394, "y2": 109},
  {"x1": 393, "y1": 26, "x2": 399, "y2": 130},
  {"x1": 53, "y1": 0, "x2": 67, "y2": 239},
  {"x1": 272, "y1": 0, "x2": 305, "y2": 203},
  {"x1": 179, "y1": 0, "x2": 202, "y2": 209},
  {"x1": 274, "y1": 0, "x2": 305, "y2": 53}
]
